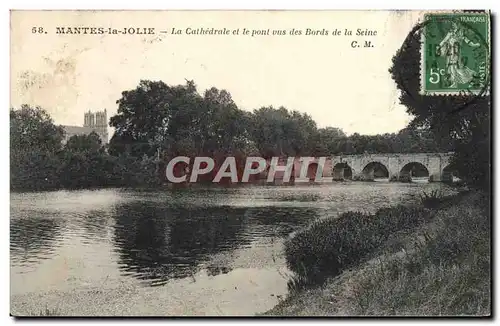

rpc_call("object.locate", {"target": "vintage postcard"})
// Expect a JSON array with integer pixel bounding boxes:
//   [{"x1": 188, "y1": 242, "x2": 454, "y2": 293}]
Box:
[{"x1": 10, "y1": 10, "x2": 491, "y2": 317}]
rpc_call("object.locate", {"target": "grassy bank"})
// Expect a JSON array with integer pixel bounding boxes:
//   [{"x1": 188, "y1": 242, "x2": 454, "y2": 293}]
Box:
[{"x1": 265, "y1": 191, "x2": 490, "y2": 316}]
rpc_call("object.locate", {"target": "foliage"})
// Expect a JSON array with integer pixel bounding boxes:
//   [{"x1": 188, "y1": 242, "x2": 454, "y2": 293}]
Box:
[
  {"x1": 419, "y1": 190, "x2": 444, "y2": 209},
  {"x1": 10, "y1": 105, "x2": 64, "y2": 153},
  {"x1": 284, "y1": 206, "x2": 433, "y2": 287},
  {"x1": 352, "y1": 193, "x2": 490, "y2": 316},
  {"x1": 449, "y1": 134, "x2": 490, "y2": 191},
  {"x1": 10, "y1": 147, "x2": 61, "y2": 191},
  {"x1": 267, "y1": 192, "x2": 490, "y2": 316},
  {"x1": 108, "y1": 79, "x2": 451, "y2": 163},
  {"x1": 10, "y1": 106, "x2": 63, "y2": 191},
  {"x1": 10, "y1": 105, "x2": 162, "y2": 191},
  {"x1": 10, "y1": 67, "x2": 480, "y2": 191},
  {"x1": 109, "y1": 80, "x2": 173, "y2": 157},
  {"x1": 109, "y1": 80, "x2": 254, "y2": 159},
  {"x1": 416, "y1": 193, "x2": 489, "y2": 267},
  {"x1": 59, "y1": 133, "x2": 111, "y2": 189},
  {"x1": 249, "y1": 106, "x2": 318, "y2": 157}
]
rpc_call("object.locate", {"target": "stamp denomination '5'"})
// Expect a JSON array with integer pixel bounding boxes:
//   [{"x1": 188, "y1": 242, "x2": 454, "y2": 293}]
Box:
[{"x1": 420, "y1": 12, "x2": 490, "y2": 96}]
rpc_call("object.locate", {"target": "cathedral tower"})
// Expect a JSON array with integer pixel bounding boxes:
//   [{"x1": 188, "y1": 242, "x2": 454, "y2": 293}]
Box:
[
  {"x1": 82, "y1": 109, "x2": 108, "y2": 144},
  {"x1": 94, "y1": 109, "x2": 108, "y2": 144}
]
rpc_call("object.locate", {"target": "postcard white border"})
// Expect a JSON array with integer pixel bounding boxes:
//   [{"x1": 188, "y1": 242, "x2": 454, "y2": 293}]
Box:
[{"x1": 2, "y1": 1, "x2": 498, "y2": 326}]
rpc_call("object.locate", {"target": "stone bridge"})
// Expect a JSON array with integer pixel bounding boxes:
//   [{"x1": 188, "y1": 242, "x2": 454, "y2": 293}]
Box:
[{"x1": 331, "y1": 153, "x2": 454, "y2": 182}]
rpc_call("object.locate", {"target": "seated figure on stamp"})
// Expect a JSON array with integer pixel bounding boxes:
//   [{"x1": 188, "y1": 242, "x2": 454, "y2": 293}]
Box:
[{"x1": 437, "y1": 21, "x2": 481, "y2": 88}]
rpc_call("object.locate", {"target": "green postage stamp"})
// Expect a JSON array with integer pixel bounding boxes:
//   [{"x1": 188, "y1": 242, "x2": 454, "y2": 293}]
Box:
[{"x1": 420, "y1": 12, "x2": 490, "y2": 96}]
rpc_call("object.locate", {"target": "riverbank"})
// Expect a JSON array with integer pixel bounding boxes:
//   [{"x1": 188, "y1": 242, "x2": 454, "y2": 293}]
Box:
[
  {"x1": 265, "y1": 190, "x2": 490, "y2": 316},
  {"x1": 9, "y1": 183, "x2": 474, "y2": 316}
]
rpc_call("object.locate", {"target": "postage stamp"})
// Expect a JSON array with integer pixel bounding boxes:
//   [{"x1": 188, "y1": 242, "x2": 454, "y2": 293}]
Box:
[{"x1": 420, "y1": 12, "x2": 490, "y2": 96}]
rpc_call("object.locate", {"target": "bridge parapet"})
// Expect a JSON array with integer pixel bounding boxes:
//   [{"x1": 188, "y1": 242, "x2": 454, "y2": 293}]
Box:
[{"x1": 330, "y1": 152, "x2": 454, "y2": 182}]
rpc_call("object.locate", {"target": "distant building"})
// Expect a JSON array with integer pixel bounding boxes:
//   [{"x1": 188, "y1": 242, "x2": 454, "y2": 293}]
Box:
[{"x1": 62, "y1": 109, "x2": 109, "y2": 144}]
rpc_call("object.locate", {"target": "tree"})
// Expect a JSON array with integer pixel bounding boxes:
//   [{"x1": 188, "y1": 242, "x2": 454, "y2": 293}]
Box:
[
  {"x1": 199, "y1": 87, "x2": 252, "y2": 155},
  {"x1": 10, "y1": 105, "x2": 64, "y2": 191},
  {"x1": 10, "y1": 105, "x2": 64, "y2": 153},
  {"x1": 59, "y1": 133, "x2": 110, "y2": 189},
  {"x1": 109, "y1": 80, "x2": 175, "y2": 158},
  {"x1": 250, "y1": 106, "x2": 318, "y2": 157},
  {"x1": 109, "y1": 80, "x2": 259, "y2": 184},
  {"x1": 313, "y1": 127, "x2": 346, "y2": 156},
  {"x1": 65, "y1": 132, "x2": 103, "y2": 153}
]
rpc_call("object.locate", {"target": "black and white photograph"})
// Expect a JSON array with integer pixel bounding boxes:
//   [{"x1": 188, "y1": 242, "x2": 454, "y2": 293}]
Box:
[{"x1": 8, "y1": 9, "x2": 492, "y2": 317}]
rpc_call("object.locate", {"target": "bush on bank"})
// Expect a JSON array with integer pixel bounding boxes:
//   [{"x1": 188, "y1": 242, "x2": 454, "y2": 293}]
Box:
[
  {"x1": 284, "y1": 205, "x2": 434, "y2": 287},
  {"x1": 268, "y1": 192, "x2": 490, "y2": 316}
]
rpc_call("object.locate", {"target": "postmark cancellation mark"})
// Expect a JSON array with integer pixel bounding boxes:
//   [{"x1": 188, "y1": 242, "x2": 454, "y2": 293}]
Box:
[{"x1": 420, "y1": 12, "x2": 490, "y2": 96}]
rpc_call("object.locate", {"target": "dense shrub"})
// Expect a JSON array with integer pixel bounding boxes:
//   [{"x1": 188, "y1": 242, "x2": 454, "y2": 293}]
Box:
[
  {"x1": 451, "y1": 138, "x2": 491, "y2": 192},
  {"x1": 285, "y1": 205, "x2": 433, "y2": 287},
  {"x1": 419, "y1": 190, "x2": 443, "y2": 209},
  {"x1": 374, "y1": 205, "x2": 433, "y2": 233}
]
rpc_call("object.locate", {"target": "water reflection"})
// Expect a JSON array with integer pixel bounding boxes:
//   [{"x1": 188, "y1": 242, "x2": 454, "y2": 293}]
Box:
[
  {"x1": 79, "y1": 210, "x2": 113, "y2": 243},
  {"x1": 243, "y1": 207, "x2": 318, "y2": 238},
  {"x1": 10, "y1": 183, "x2": 457, "y2": 302},
  {"x1": 112, "y1": 203, "x2": 251, "y2": 286},
  {"x1": 10, "y1": 213, "x2": 64, "y2": 267}
]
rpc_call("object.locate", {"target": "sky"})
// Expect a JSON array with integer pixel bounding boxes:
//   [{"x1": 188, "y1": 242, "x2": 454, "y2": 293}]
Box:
[{"x1": 10, "y1": 10, "x2": 425, "y2": 136}]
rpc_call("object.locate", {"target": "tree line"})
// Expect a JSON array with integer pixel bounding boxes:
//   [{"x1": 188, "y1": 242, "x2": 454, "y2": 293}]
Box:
[
  {"x1": 107, "y1": 79, "x2": 452, "y2": 158},
  {"x1": 10, "y1": 25, "x2": 490, "y2": 191},
  {"x1": 9, "y1": 91, "x2": 452, "y2": 191}
]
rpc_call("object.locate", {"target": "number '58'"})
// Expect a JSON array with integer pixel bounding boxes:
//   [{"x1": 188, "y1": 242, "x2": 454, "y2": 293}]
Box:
[
  {"x1": 31, "y1": 27, "x2": 45, "y2": 34},
  {"x1": 429, "y1": 67, "x2": 445, "y2": 84}
]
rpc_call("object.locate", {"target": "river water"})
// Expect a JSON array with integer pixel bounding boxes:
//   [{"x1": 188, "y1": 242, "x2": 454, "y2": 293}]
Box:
[{"x1": 10, "y1": 182, "x2": 455, "y2": 316}]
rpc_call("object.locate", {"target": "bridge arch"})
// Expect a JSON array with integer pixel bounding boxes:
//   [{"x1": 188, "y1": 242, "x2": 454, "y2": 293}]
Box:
[
  {"x1": 331, "y1": 153, "x2": 454, "y2": 183},
  {"x1": 399, "y1": 162, "x2": 429, "y2": 182},
  {"x1": 361, "y1": 161, "x2": 389, "y2": 180},
  {"x1": 333, "y1": 162, "x2": 353, "y2": 180}
]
